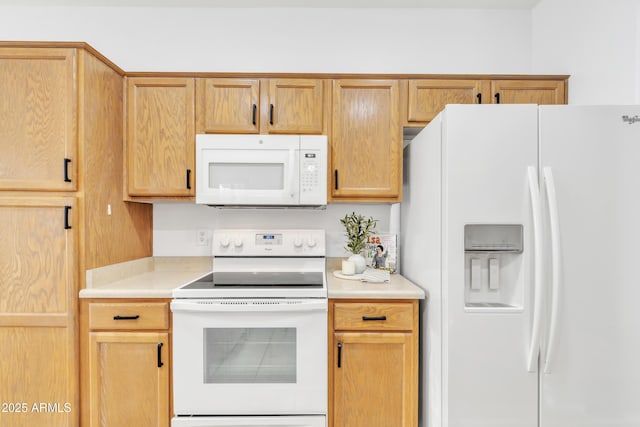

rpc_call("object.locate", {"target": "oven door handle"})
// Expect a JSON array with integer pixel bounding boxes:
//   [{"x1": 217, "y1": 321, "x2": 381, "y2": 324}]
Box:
[{"x1": 171, "y1": 299, "x2": 328, "y2": 313}]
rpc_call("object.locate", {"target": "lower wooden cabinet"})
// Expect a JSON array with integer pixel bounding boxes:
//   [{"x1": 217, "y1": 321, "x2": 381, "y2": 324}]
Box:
[
  {"x1": 81, "y1": 300, "x2": 171, "y2": 427},
  {"x1": 329, "y1": 300, "x2": 419, "y2": 427}
]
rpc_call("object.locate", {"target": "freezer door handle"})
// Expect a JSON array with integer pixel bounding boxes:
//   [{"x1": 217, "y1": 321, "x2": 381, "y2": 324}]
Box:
[
  {"x1": 543, "y1": 167, "x2": 562, "y2": 374},
  {"x1": 527, "y1": 166, "x2": 544, "y2": 373}
]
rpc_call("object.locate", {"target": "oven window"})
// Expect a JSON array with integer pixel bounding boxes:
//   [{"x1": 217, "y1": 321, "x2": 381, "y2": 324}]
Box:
[
  {"x1": 210, "y1": 163, "x2": 284, "y2": 190},
  {"x1": 204, "y1": 328, "x2": 296, "y2": 383}
]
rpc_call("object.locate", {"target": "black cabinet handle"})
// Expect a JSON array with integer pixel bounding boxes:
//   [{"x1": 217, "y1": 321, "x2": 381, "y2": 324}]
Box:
[
  {"x1": 113, "y1": 315, "x2": 140, "y2": 320},
  {"x1": 157, "y1": 343, "x2": 164, "y2": 368},
  {"x1": 252, "y1": 104, "x2": 257, "y2": 125},
  {"x1": 64, "y1": 206, "x2": 72, "y2": 230},
  {"x1": 186, "y1": 169, "x2": 192, "y2": 190},
  {"x1": 269, "y1": 104, "x2": 274, "y2": 125},
  {"x1": 476, "y1": 93, "x2": 482, "y2": 104},
  {"x1": 337, "y1": 342, "x2": 342, "y2": 368},
  {"x1": 362, "y1": 316, "x2": 387, "y2": 321},
  {"x1": 334, "y1": 170, "x2": 339, "y2": 190},
  {"x1": 64, "y1": 158, "x2": 72, "y2": 183},
  {"x1": 495, "y1": 93, "x2": 501, "y2": 104}
]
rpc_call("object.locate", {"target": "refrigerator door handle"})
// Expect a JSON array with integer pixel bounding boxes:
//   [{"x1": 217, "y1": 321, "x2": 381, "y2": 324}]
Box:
[
  {"x1": 542, "y1": 167, "x2": 562, "y2": 374},
  {"x1": 527, "y1": 166, "x2": 544, "y2": 372}
]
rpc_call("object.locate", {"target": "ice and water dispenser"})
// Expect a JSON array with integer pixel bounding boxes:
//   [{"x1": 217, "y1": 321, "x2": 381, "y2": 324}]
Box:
[{"x1": 464, "y1": 224, "x2": 523, "y2": 310}]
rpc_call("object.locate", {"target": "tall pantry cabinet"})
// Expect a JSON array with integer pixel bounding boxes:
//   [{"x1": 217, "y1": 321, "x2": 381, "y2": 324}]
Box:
[{"x1": 0, "y1": 44, "x2": 152, "y2": 427}]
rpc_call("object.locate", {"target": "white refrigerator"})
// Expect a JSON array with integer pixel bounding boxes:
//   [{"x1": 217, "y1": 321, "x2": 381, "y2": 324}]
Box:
[{"x1": 400, "y1": 104, "x2": 640, "y2": 427}]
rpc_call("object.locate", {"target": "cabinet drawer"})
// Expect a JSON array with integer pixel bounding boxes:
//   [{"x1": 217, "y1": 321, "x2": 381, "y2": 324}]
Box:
[
  {"x1": 333, "y1": 302, "x2": 415, "y2": 331},
  {"x1": 88, "y1": 302, "x2": 169, "y2": 330}
]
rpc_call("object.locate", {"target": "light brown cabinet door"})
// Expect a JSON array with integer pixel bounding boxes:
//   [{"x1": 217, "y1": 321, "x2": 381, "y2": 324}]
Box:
[
  {"x1": 332, "y1": 332, "x2": 415, "y2": 427},
  {"x1": 491, "y1": 79, "x2": 566, "y2": 104},
  {"x1": 406, "y1": 79, "x2": 483, "y2": 125},
  {"x1": 126, "y1": 77, "x2": 195, "y2": 197},
  {"x1": 331, "y1": 80, "x2": 401, "y2": 201},
  {"x1": 89, "y1": 332, "x2": 169, "y2": 427},
  {"x1": 0, "y1": 197, "x2": 77, "y2": 427},
  {"x1": 197, "y1": 78, "x2": 260, "y2": 134},
  {"x1": 267, "y1": 79, "x2": 325, "y2": 134},
  {"x1": 0, "y1": 197, "x2": 76, "y2": 317},
  {"x1": 0, "y1": 48, "x2": 77, "y2": 191}
]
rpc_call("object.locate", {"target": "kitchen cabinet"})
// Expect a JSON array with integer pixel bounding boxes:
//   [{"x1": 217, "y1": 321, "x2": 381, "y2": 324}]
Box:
[
  {"x1": 82, "y1": 300, "x2": 171, "y2": 427},
  {"x1": 196, "y1": 78, "x2": 327, "y2": 134},
  {"x1": 404, "y1": 78, "x2": 483, "y2": 125},
  {"x1": 331, "y1": 79, "x2": 402, "y2": 202},
  {"x1": 490, "y1": 79, "x2": 566, "y2": 104},
  {"x1": 329, "y1": 300, "x2": 419, "y2": 427},
  {"x1": 0, "y1": 196, "x2": 77, "y2": 427},
  {"x1": 0, "y1": 44, "x2": 153, "y2": 427},
  {"x1": 125, "y1": 77, "x2": 196, "y2": 198},
  {"x1": 403, "y1": 77, "x2": 568, "y2": 127},
  {"x1": 0, "y1": 47, "x2": 77, "y2": 191}
]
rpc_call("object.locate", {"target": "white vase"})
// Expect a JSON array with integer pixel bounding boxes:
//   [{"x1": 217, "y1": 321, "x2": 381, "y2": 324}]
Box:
[{"x1": 348, "y1": 253, "x2": 367, "y2": 274}]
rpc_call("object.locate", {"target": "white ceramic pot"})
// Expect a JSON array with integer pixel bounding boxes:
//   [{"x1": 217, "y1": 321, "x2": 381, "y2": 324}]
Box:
[{"x1": 348, "y1": 253, "x2": 367, "y2": 274}]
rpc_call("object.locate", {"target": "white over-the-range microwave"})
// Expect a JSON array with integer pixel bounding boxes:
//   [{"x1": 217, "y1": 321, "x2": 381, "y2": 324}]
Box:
[{"x1": 196, "y1": 134, "x2": 327, "y2": 207}]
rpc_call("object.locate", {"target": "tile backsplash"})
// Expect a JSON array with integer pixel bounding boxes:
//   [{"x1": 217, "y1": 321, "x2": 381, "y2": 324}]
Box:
[{"x1": 153, "y1": 203, "x2": 398, "y2": 258}]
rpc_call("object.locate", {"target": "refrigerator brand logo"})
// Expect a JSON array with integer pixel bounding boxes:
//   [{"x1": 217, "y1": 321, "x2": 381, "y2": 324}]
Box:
[{"x1": 622, "y1": 115, "x2": 640, "y2": 124}]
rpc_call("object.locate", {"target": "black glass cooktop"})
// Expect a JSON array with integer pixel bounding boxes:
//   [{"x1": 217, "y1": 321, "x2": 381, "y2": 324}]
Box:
[{"x1": 181, "y1": 272, "x2": 324, "y2": 289}]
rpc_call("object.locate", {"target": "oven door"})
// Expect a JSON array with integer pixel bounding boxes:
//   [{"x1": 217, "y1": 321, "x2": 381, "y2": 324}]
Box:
[
  {"x1": 196, "y1": 134, "x2": 300, "y2": 206},
  {"x1": 171, "y1": 299, "x2": 327, "y2": 416}
]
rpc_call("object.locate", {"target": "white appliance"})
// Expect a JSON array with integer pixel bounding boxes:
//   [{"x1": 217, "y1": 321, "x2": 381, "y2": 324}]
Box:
[
  {"x1": 401, "y1": 104, "x2": 640, "y2": 427},
  {"x1": 196, "y1": 134, "x2": 327, "y2": 207},
  {"x1": 171, "y1": 229, "x2": 327, "y2": 427}
]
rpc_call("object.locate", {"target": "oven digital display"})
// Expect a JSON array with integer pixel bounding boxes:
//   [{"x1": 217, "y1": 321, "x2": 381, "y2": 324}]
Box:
[{"x1": 255, "y1": 233, "x2": 283, "y2": 245}]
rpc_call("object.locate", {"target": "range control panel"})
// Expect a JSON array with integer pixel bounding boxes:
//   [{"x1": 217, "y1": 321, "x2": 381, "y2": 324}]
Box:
[{"x1": 212, "y1": 229, "x2": 326, "y2": 257}]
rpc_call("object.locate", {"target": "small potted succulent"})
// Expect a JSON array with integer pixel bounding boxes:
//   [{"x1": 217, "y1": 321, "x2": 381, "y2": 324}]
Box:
[{"x1": 340, "y1": 212, "x2": 377, "y2": 274}]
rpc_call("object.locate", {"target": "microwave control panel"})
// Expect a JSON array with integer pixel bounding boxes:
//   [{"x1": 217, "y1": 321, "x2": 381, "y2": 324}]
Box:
[{"x1": 301, "y1": 152, "x2": 321, "y2": 193}]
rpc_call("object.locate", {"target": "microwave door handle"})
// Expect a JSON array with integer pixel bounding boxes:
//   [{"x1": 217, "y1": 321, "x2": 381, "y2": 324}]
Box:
[{"x1": 289, "y1": 148, "x2": 298, "y2": 201}]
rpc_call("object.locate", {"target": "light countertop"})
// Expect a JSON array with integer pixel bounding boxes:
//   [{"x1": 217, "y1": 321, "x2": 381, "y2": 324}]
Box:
[
  {"x1": 79, "y1": 256, "x2": 425, "y2": 300},
  {"x1": 326, "y1": 258, "x2": 425, "y2": 300},
  {"x1": 80, "y1": 257, "x2": 212, "y2": 299}
]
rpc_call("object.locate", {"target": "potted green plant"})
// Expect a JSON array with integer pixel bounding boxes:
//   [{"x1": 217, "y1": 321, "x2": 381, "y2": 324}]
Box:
[{"x1": 340, "y1": 212, "x2": 377, "y2": 274}]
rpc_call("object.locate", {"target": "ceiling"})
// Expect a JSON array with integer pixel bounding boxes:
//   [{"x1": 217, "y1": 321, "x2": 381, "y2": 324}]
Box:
[{"x1": 0, "y1": 0, "x2": 541, "y2": 8}]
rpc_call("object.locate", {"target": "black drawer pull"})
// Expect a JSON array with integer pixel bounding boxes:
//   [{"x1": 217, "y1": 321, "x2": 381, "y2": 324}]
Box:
[
  {"x1": 186, "y1": 169, "x2": 192, "y2": 190},
  {"x1": 337, "y1": 342, "x2": 342, "y2": 368},
  {"x1": 362, "y1": 315, "x2": 387, "y2": 321},
  {"x1": 476, "y1": 93, "x2": 482, "y2": 104},
  {"x1": 113, "y1": 315, "x2": 140, "y2": 320}
]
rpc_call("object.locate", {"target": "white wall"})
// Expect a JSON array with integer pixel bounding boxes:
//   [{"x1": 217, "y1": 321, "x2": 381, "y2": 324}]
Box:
[
  {"x1": 532, "y1": 0, "x2": 640, "y2": 104},
  {"x1": 0, "y1": 6, "x2": 532, "y2": 73}
]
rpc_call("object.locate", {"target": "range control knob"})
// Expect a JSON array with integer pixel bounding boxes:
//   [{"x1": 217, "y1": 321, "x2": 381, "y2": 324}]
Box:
[
  {"x1": 293, "y1": 237, "x2": 304, "y2": 248},
  {"x1": 234, "y1": 238, "x2": 243, "y2": 248},
  {"x1": 306, "y1": 237, "x2": 317, "y2": 248},
  {"x1": 219, "y1": 235, "x2": 230, "y2": 248}
]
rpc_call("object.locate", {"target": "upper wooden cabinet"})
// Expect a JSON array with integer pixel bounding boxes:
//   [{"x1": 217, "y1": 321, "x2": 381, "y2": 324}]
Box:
[
  {"x1": 126, "y1": 77, "x2": 195, "y2": 198},
  {"x1": 196, "y1": 78, "x2": 327, "y2": 134},
  {"x1": 0, "y1": 47, "x2": 77, "y2": 191},
  {"x1": 331, "y1": 79, "x2": 402, "y2": 202},
  {"x1": 406, "y1": 79, "x2": 483, "y2": 125},
  {"x1": 403, "y1": 77, "x2": 568, "y2": 126},
  {"x1": 490, "y1": 79, "x2": 566, "y2": 105},
  {"x1": 266, "y1": 79, "x2": 325, "y2": 134},
  {"x1": 196, "y1": 78, "x2": 259, "y2": 133}
]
